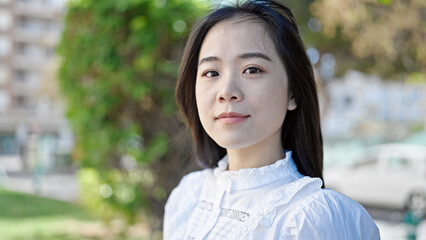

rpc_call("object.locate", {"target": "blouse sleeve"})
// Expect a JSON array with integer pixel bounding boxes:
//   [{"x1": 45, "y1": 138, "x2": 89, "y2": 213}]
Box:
[
  {"x1": 163, "y1": 169, "x2": 209, "y2": 240},
  {"x1": 280, "y1": 189, "x2": 380, "y2": 240}
]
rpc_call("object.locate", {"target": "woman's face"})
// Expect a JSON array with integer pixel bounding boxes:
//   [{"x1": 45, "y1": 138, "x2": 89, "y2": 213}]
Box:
[{"x1": 195, "y1": 19, "x2": 296, "y2": 150}]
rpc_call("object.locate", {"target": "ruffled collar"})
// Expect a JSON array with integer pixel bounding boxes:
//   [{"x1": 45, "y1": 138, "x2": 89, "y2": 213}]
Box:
[{"x1": 213, "y1": 151, "x2": 301, "y2": 191}]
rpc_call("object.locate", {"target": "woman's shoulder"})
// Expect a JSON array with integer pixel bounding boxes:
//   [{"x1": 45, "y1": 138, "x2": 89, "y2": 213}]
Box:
[
  {"x1": 298, "y1": 187, "x2": 366, "y2": 209},
  {"x1": 280, "y1": 186, "x2": 380, "y2": 239},
  {"x1": 295, "y1": 188, "x2": 373, "y2": 218},
  {"x1": 175, "y1": 168, "x2": 212, "y2": 190},
  {"x1": 165, "y1": 168, "x2": 212, "y2": 209},
  {"x1": 163, "y1": 168, "x2": 212, "y2": 239}
]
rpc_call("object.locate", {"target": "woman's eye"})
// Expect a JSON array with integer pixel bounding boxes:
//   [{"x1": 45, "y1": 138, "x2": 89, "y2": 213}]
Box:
[
  {"x1": 243, "y1": 67, "x2": 263, "y2": 74},
  {"x1": 202, "y1": 71, "x2": 219, "y2": 78}
]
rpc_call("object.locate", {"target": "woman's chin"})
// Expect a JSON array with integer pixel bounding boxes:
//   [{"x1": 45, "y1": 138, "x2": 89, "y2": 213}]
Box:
[{"x1": 214, "y1": 138, "x2": 254, "y2": 150}]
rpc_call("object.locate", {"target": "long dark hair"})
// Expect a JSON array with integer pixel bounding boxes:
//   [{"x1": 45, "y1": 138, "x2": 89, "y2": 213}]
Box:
[{"x1": 176, "y1": 0, "x2": 324, "y2": 183}]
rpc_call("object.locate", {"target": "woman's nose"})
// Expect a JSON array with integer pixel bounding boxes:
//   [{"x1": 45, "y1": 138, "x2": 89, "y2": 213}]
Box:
[{"x1": 217, "y1": 74, "x2": 243, "y2": 103}]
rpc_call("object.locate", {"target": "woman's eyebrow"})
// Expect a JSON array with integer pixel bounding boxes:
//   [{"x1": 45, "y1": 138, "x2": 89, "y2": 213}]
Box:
[
  {"x1": 238, "y1": 52, "x2": 272, "y2": 61},
  {"x1": 198, "y1": 52, "x2": 271, "y2": 66},
  {"x1": 199, "y1": 56, "x2": 221, "y2": 66}
]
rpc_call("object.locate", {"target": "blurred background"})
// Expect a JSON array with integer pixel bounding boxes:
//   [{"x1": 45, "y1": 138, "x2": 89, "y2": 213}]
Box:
[{"x1": 0, "y1": 0, "x2": 424, "y2": 239}]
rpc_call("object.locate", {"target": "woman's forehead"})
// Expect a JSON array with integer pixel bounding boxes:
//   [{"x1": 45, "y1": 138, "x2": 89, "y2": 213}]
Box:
[{"x1": 198, "y1": 19, "x2": 279, "y2": 62}]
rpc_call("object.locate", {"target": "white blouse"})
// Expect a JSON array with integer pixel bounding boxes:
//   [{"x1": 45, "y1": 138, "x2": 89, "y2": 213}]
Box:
[{"x1": 164, "y1": 151, "x2": 380, "y2": 240}]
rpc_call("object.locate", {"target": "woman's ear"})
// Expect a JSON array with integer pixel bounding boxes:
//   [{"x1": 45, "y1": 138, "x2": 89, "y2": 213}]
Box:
[{"x1": 288, "y1": 94, "x2": 297, "y2": 110}]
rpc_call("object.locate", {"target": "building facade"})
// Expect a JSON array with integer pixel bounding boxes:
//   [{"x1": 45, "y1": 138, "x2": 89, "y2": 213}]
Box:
[
  {"x1": 0, "y1": 0, "x2": 71, "y2": 172},
  {"x1": 323, "y1": 70, "x2": 426, "y2": 139}
]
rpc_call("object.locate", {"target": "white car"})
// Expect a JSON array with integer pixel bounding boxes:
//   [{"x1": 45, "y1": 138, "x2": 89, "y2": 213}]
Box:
[{"x1": 324, "y1": 143, "x2": 426, "y2": 214}]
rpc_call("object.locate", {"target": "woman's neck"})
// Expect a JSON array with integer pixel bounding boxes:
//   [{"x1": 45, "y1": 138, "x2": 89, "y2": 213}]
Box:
[{"x1": 226, "y1": 131, "x2": 285, "y2": 171}]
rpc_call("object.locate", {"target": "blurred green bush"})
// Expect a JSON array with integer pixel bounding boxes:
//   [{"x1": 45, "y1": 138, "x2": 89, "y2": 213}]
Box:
[{"x1": 58, "y1": 0, "x2": 204, "y2": 234}]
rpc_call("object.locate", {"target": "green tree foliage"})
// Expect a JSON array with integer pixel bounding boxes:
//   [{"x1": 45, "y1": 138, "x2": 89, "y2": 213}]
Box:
[
  {"x1": 311, "y1": 0, "x2": 426, "y2": 80},
  {"x1": 58, "y1": 0, "x2": 203, "y2": 233}
]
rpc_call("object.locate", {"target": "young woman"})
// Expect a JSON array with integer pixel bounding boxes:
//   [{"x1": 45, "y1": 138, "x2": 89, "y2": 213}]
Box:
[{"x1": 164, "y1": 0, "x2": 380, "y2": 239}]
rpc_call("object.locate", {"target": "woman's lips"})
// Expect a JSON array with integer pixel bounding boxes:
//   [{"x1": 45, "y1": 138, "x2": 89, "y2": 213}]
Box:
[{"x1": 215, "y1": 112, "x2": 250, "y2": 124}]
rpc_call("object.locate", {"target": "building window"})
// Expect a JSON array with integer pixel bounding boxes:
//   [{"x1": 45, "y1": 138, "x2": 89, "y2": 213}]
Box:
[
  {"x1": 15, "y1": 95, "x2": 35, "y2": 110},
  {"x1": 0, "y1": 89, "x2": 10, "y2": 111},
  {"x1": 16, "y1": 42, "x2": 26, "y2": 55},
  {"x1": 0, "y1": 0, "x2": 12, "y2": 4},
  {"x1": 0, "y1": 10, "x2": 12, "y2": 31},
  {"x1": 17, "y1": 16, "x2": 46, "y2": 31},
  {"x1": 0, "y1": 66, "x2": 9, "y2": 85},
  {"x1": 15, "y1": 69, "x2": 27, "y2": 82},
  {"x1": 16, "y1": 42, "x2": 44, "y2": 58},
  {"x1": 0, "y1": 134, "x2": 18, "y2": 155},
  {"x1": 15, "y1": 95, "x2": 28, "y2": 108},
  {"x1": 17, "y1": 0, "x2": 33, "y2": 3},
  {"x1": 0, "y1": 36, "x2": 11, "y2": 58}
]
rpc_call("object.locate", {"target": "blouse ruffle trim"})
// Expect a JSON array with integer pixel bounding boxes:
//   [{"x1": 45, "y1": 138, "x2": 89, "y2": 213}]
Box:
[{"x1": 214, "y1": 151, "x2": 293, "y2": 177}]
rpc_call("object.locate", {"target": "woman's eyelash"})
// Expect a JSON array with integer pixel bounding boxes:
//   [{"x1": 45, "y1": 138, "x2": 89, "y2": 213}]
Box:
[
  {"x1": 201, "y1": 67, "x2": 263, "y2": 77},
  {"x1": 243, "y1": 67, "x2": 264, "y2": 74},
  {"x1": 202, "y1": 71, "x2": 219, "y2": 77}
]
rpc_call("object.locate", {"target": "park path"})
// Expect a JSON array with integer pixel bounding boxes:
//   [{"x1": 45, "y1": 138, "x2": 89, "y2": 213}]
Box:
[{"x1": 0, "y1": 155, "x2": 78, "y2": 202}]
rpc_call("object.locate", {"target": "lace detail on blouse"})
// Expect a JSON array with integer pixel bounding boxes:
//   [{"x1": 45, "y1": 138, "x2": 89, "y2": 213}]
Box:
[
  {"x1": 233, "y1": 177, "x2": 323, "y2": 240},
  {"x1": 222, "y1": 208, "x2": 250, "y2": 222},
  {"x1": 198, "y1": 200, "x2": 214, "y2": 212},
  {"x1": 258, "y1": 177, "x2": 322, "y2": 226}
]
